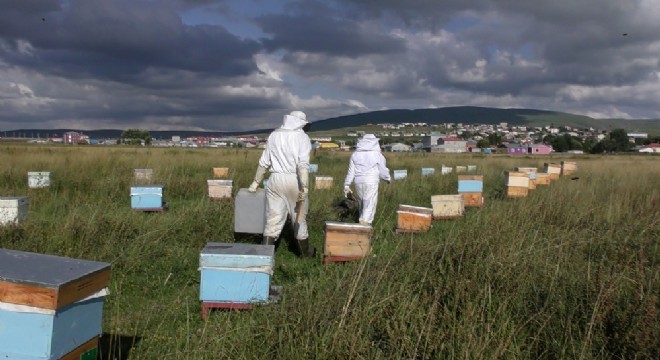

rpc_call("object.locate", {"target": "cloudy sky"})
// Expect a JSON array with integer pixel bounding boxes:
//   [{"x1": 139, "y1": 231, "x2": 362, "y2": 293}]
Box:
[{"x1": 1, "y1": 0, "x2": 658, "y2": 132}]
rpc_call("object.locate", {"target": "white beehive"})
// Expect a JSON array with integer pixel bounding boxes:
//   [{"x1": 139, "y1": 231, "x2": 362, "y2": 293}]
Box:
[
  {"x1": 27, "y1": 172, "x2": 50, "y2": 189},
  {"x1": 0, "y1": 197, "x2": 28, "y2": 225}
]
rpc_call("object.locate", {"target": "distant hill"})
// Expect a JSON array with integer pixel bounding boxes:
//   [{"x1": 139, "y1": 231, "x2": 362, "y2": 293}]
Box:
[
  {"x1": 310, "y1": 106, "x2": 660, "y2": 132},
  {"x1": 4, "y1": 106, "x2": 659, "y2": 138}
]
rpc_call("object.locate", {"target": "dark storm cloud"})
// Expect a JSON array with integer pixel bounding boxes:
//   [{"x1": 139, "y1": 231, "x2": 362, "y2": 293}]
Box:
[
  {"x1": 256, "y1": 1, "x2": 406, "y2": 57},
  {"x1": 0, "y1": 0, "x2": 261, "y2": 83}
]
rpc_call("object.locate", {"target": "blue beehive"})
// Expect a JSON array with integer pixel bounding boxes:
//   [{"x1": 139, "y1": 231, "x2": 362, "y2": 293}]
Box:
[
  {"x1": 309, "y1": 164, "x2": 319, "y2": 173},
  {"x1": 393, "y1": 170, "x2": 408, "y2": 180},
  {"x1": 0, "y1": 248, "x2": 110, "y2": 360},
  {"x1": 421, "y1": 168, "x2": 435, "y2": 176},
  {"x1": 199, "y1": 242, "x2": 274, "y2": 304},
  {"x1": 457, "y1": 178, "x2": 483, "y2": 192},
  {"x1": 130, "y1": 185, "x2": 165, "y2": 210}
]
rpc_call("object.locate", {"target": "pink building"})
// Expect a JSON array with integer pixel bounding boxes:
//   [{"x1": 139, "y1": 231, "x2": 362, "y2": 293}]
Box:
[
  {"x1": 63, "y1": 131, "x2": 83, "y2": 144},
  {"x1": 529, "y1": 144, "x2": 553, "y2": 155}
]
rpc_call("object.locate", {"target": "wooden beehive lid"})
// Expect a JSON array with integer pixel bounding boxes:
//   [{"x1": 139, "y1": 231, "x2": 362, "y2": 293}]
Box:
[
  {"x1": 0, "y1": 248, "x2": 111, "y2": 310},
  {"x1": 0, "y1": 196, "x2": 28, "y2": 207},
  {"x1": 27, "y1": 171, "x2": 50, "y2": 175},
  {"x1": 134, "y1": 168, "x2": 153, "y2": 173},
  {"x1": 457, "y1": 175, "x2": 483, "y2": 181},
  {"x1": 200, "y1": 242, "x2": 274, "y2": 268},
  {"x1": 431, "y1": 194, "x2": 462, "y2": 202},
  {"x1": 505, "y1": 171, "x2": 529, "y2": 177},
  {"x1": 324, "y1": 221, "x2": 372, "y2": 234},
  {"x1": 397, "y1": 204, "x2": 433, "y2": 215},
  {"x1": 315, "y1": 176, "x2": 333, "y2": 180},
  {"x1": 207, "y1": 179, "x2": 233, "y2": 185},
  {"x1": 516, "y1": 167, "x2": 538, "y2": 173}
]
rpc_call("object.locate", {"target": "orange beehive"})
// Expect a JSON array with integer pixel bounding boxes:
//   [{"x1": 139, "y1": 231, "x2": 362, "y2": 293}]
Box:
[
  {"x1": 505, "y1": 171, "x2": 530, "y2": 198},
  {"x1": 323, "y1": 222, "x2": 372, "y2": 263},
  {"x1": 396, "y1": 205, "x2": 433, "y2": 233},
  {"x1": 536, "y1": 172, "x2": 551, "y2": 185},
  {"x1": 544, "y1": 163, "x2": 562, "y2": 180},
  {"x1": 561, "y1": 161, "x2": 577, "y2": 175},
  {"x1": 213, "y1": 167, "x2": 229, "y2": 178}
]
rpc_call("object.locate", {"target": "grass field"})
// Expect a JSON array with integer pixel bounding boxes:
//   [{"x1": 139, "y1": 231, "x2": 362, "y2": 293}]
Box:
[{"x1": 1, "y1": 145, "x2": 658, "y2": 359}]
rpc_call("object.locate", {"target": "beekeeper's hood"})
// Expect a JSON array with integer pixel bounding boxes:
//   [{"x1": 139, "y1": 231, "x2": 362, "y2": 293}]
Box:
[
  {"x1": 280, "y1": 110, "x2": 308, "y2": 131},
  {"x1": 356, "y1": 134, "x2": 381, "y2": 151}
]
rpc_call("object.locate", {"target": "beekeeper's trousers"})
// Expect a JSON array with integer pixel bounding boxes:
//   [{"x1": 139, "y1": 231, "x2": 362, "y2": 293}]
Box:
[
  {"x1": 355, "y1": 182, "x2": 379, "y2": 225},
  {"x1": 263, "y1": 173, "x2": 309, "y2": 240}
]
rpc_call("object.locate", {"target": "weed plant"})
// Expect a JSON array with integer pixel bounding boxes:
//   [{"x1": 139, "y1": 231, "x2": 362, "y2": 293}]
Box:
[{"x1": 0, "y1": 145, "x2": 658, "y2": 359}]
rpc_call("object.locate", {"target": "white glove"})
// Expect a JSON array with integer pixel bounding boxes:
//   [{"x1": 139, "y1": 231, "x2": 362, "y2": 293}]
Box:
[
  {"x1": 248, "y1": 180, "x2": 259, "y2": 193},
  {"x1": 343, "y1": 185, "x2": 352, "y2": 198},
  {"x1": 297, "y1": 187, "x2": 308, "y2": 202}
]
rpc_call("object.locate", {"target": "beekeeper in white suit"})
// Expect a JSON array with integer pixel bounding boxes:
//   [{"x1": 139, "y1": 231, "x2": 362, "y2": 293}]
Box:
[
  {"x1": 343, "y1": 134, "x2": 391, "y2": 225},
  {"x1": 248, "y1": 110, "x2": 315, "y2": 258}
]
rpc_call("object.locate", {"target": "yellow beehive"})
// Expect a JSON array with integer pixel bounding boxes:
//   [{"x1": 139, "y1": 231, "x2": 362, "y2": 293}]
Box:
[
  {"x1": 536, "y1": 172, "x2": 551, "y2": 185},
  {"x1": 134, "y1": 168, "x2": 153, "y2": 182},
  {"x1": 455, "y1": 166, "x2": 467, "y2": 173},
  {"x1": 561, "y1": 161, "x2": 577, "y2": 175},
  {"x1": 323, "y1": 222, "x2": 372, "y2": 263},
  {"x1": 315, "y1": 176, "x2": 333, "y2": 189},
  {"x1": 207, "y1": 180, "x2": 233, "y2": 200},
  {"x1": 505, "y1": 171, "x2": 530, "y2": 198},
  {"x1": 516, "y1": 167, "x2": 538, "y2": 190},
  {"x1": 430, "y1": 195, "x2": 464, "y2": 219},
  {"x1": 544, "y1": 163, "x2": 562, "y2": 180},
  {"x1": 396, "y1": 205, "x2": 433, "y2": 233},
  {"x1": 213, "y1": 167, "x2": 230, "y2": 178}
]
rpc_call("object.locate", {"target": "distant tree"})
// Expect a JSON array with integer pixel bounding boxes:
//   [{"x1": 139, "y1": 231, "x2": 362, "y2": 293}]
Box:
[
  {"x1": 487, "y1": 133, "x2": 502, "y2": 146},
  {"x1": 476, "y1": 139, "x2": 490, "y2": 149},
  {"x1": 609, "y1": 128, "x2": 632, "y2": 152},
  {"x1": 121, "y1": 129, "x2": 151, "y2": 146}
]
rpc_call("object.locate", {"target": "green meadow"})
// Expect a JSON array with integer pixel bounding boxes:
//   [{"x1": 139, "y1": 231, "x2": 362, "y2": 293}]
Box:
[{"x1": 1, "y1": 145, "x2": 658, "y2": 359}]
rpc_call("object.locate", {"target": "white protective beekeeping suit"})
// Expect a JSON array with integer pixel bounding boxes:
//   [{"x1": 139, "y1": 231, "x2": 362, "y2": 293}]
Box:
[
  {"x1": 248, "y1": 111, "x2": 311, "y2": 242},
  {"x1": 343, "y1": 134, "x2": 391, "y2": 225}
]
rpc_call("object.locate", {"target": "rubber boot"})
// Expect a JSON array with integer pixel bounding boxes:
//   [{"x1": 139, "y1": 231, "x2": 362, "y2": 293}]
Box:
[
  {"x1": 297, "y1": 238, "x2": 316, "y2": 258},
  {"x1": 262, "y1": 236, "x2": 277, "y2": 246}
]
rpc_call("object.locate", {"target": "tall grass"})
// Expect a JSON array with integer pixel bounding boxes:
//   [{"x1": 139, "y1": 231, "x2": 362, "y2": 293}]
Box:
[{"x1": 1, "y1": 145, "x2": 658, "y2": 359}]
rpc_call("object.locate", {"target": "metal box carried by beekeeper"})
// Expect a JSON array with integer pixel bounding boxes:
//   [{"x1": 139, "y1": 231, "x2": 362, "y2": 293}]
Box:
[
  {"x1": 212, "y1": 167, "x2": 229, "y2": 178},
  {"x1": 544, "y1": 163, "x2": 562, "y2": 180},
  {"x1": 208, "y1": 179, "x2": 233, "y2": 200},
  {"x1": 505, "y1": 171, "x2": 530, "y2": 198},
  {"x1": 133, "y1": 168, "x2": 153, "y2": 183},
  {"x1": 130, "y1": 185, "x2": 166, "y2": 211},
  {"x1": 561, "y1": 161, "x2": 577, "y2": 175},
  {"x1": 458, "y1": 175, "x2": 484, "y2": 208},
  {"x1": 393, "y1": 169, "x2": 408, "y2": 180},
  {"x1": 315, "y1": 176, "x2": 333, "y2": 189},
  {"x1": 234, "y1": 188, "x2": 266, "y2": 234},
  {"x1": 0, "y1": 196, "x2": 28, "y2": 225},
  {"x1": 323, "y1": 222, "x2": 372, "y2": 263},
  {"x1": 0, "y1": 248, "x2": 110, "y2": 360},
  {"x1": 27, "y1": 171, "x2": 50, "y2": 189},
  {"x1": 396, "y1": 204, "x2": 433, "y2": 233},
  {"x1": 431, "y1": 194, "x2": 464, "y2": 220},
  {"x1": 199, "y1": 242, "x2": 274, "y2": 308}
]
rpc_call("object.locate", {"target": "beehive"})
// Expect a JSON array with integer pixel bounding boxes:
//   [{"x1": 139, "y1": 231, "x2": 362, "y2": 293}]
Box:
[
  {"x1": 467, "y1": 165, "x2": 477, "y2": 172},
  {"x1": 27, "y1": 171, "x2": 50, "y2": 189},
  {"x1": 430, "y1": 195, "x2": 464, "y2": 220},
  {"x1": 234, "y1": 188, "x2": 266, "y2": 234},
  {"x1": 396, "y1": 205, "x2": 433, "y2": 233},
  {"x1": 421, "y1": 167, "x2": 435, "y2": 176},
  {"x1": 0, "y1": 196, "x2": 28, "y2": 226},
  {"x1": 505, "y1": 171, "x2": 530, "y2": 198},
  {"x1": 315, "y1": 176, "x2": 333, "y2": 189},
  {"x1": 309, "y1": 164, "x2": 319, "y2": 173},
  {"x1": 212, "y1": 167, "x2": 229, "y2": 178},
  {"x1": 393, "y1": 170, "x2": 408, "y2": 180},
  {"x1": 455, "y1": 166, "x2": 467, "y2": 173},
  {"x1": 208, "y1": 179, "x2": 233, "y2": 200},
  {"x1": 130, "y1": 185, "x2": 166, "y2": 211},
  {"x1": 535, "y1": 172, "x2": 551, "y2": 185},
  {"x1": 0, "y1": 249, "x2": 110, "y2": 360},
  {"x1": 199, "y1": 242, "x2": 274, "y2": 306},
  {"x1": 441, "y1": 166, "x2": 453, "y2": 175},
  {"x1": 458, "y1": 175, "x2": 484, "y2": 207},
  {"x1": 516, "y1": 167, "x2": 538, "y2": 190},
  {"x1": 561, "y1": 161, "x2": 577, "y2": 175},
  {"x1": 544, "y1": 163, "x2": 562, "y2": 180},
  {"x1": 323, "y1": 222, "x2": 372, "y2": 263},
  {"x1": 133, "y1": 168, "x2": 153, "y2": 182}
]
